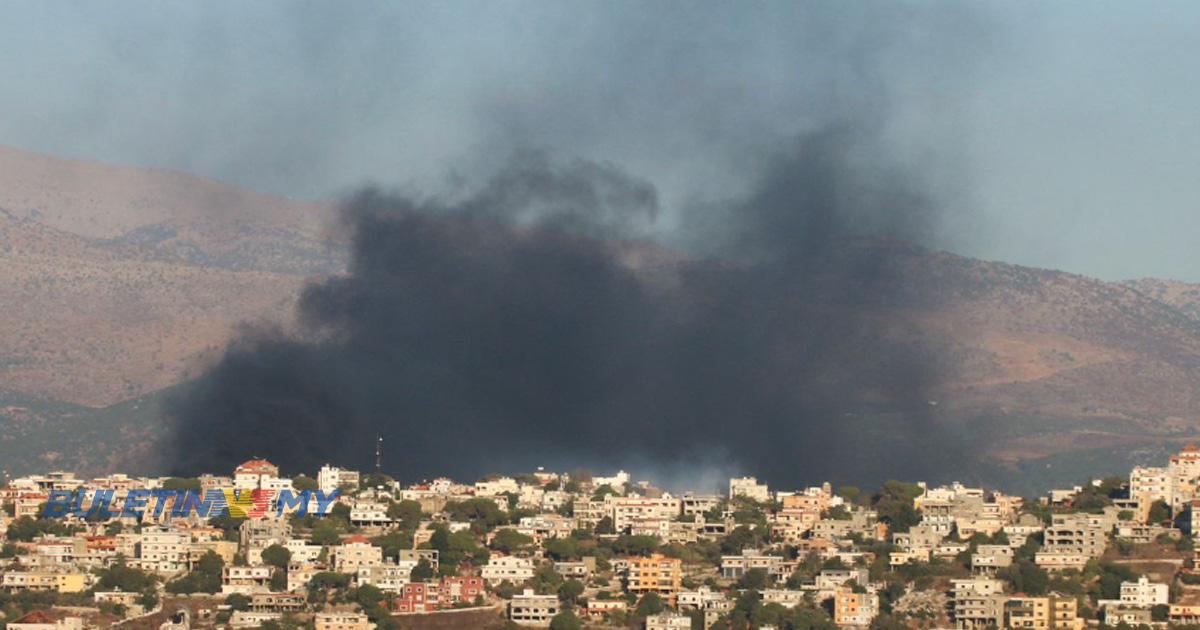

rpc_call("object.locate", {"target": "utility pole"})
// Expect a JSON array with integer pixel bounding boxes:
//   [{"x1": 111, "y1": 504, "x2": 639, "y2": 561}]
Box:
[{"x1": 375, "y1": 436, "x2": 383, "y2": 475}]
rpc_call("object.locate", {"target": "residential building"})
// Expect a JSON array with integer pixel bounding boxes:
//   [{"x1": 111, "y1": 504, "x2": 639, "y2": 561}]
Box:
[
  {"x1": 334, "y1": 535, "x2": 382, "y2": 573},
  {"x1": 952, "y1": 578, "x2": 1005, "y2": 630},
  {"x1": 318, "y1": 465, "x2": 361, "y2": 495},
  {"x1": 1099, "y1": 576, "x2": 1169, "y2": 607},
  {"x1": 1036, "y1": 514, "x2": 1109, "y2": 570},
  {"x1": 1169, "y1": 605, "x2": 1200, "y2": 625},
  {"x1": 222, "y1": 566, "x2": 273, "y2": 595},
  {"x1": 6, "y1": 611, "x2": 83, "y2": 630},
  {"x1": 1130, "y1": 466, "x2": 1172, "y2": 507},
  {"x1": 645, "y1": 612, "x2": 692, "y2": 630},
  {"x1": 971, "y1": 545, "x2": 1014, "y2": 575},
  {"x1": 626, "y1": 554, "x2": 683, "y2": 604},
  {"x1": 510, "y1": 589, "x2": 560, "y2": 627},
  {"x1": 833, "y1": 588, "x2": 879, "y2": 628},
  {"x1": 441, "y1": 576, "x2": 485, "y2": 604},
  {"x1": 481, "y1": 555, "x2": 535, "y2": 584},
  {"x1": 729, "y1": 477, "x2": 770, "y2": 502},
  {"x1": 314, "y1": 612, "x2": 374, "y2": 630},
  {"x1": 1004, "y1": 595, "x2": 1085, "y2": 630},
  {"x1": 721, "y1": 548, "x2": 786, "y2": 582},
  {"x1": 1, "y1": 571, "x2": 86, "y2": 593},
  {"x1": 391, "y1": 582, "x2": 439, "y2": 613},
  {"x1": 234, "y1": 460, "x2": 280, "y2": 490}
]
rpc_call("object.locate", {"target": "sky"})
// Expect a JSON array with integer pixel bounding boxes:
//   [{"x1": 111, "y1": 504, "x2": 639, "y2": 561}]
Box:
[{"x1": 1, "y1": 2, "x2": 1199, "y2": 282}]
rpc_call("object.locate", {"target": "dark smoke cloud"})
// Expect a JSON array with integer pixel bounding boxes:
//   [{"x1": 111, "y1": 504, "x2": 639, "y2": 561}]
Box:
[
  {"x1": 164, "y1": 3, "x2": 986, "y2": 487},
  {"x1": 166, "y1": 129, "x2": 969, "y2": 487}
]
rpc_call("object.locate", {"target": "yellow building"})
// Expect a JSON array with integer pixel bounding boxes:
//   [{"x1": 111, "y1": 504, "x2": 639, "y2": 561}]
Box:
[
  {"x1": 188, "y1": 540, "x2": 238, "y2": 567},
  {"x1": 1005, "y1": 595, "x2": 1084, "y2": 630},
  {"x1": 1, "y1": 571, "x2": 86, "y2": 593},
  {"x1": 626, "y1": 554, "x2": 683, "y2": 604}
]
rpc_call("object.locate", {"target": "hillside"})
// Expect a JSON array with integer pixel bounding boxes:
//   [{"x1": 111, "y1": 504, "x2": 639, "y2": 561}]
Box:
[
  {"x1": 0, "y1": 145, "x2": 340, "y2": 406},
  {"x1": 4, "y1": 143, "x2": 1200, "y2": 490}
]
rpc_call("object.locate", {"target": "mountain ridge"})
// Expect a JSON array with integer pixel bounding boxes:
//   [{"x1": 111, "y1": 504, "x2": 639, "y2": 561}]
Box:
[{"x1": 2, "y1": 142, "x2": 1200, "y2": 489}]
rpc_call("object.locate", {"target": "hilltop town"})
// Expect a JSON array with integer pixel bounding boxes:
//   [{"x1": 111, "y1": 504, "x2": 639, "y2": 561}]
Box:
[{"x1": 6, "y1": 450, "x2": 1200, "y2": 630}]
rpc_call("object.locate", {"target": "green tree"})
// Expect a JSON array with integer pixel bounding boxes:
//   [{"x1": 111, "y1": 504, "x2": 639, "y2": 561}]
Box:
[
  {"x1": 208, "y1": 514, "x2": 247, "y2": 541},
  {"x1": 591, "y1": 485, "x2": 620, "y2": 501},
  {"x1": 311, "y1": 523, "x2": 342, "y2": 546},
  {"x1": 610, "y1": 535, "x2": 659, "y2": 556},
  {"x1": 544, "y1": 537, "x2": 580, "y2": 561},
  {"x1": 359, "y1": 473, "x2": 396, "y2": 491},
  {"x1": 96, "y1": 558, "x2": 157, "y2": 592},
  {"x1": 411, "y1": 558, "x2": 436, "y2": 583},
  {"x1": 387, "y1": 500, "x2": 423, "y2": 530},
  {"x1": 836, "y1": 486, "x2": 862, "y2": 504},
  {"x1": 161, "y1": 477, "x2": 202, "y2": 491},
  {"x1": 261, "y1": 544, "x2": 292, "y2": 569},
  {"x1": 737, "y1": 568, "x2": 771, "y2": 590},
  {"x1": 721, "y1": 525, "x2": 767, "y2": 555},
  {"x1": 292, "y1": 476, "x2": 320, "y2": 492},
  {"x1": 1148, "y1": 499, "x2": 1171, "y2": 524},
  {"x1": 270, "y1": 568, "x2": 288, "y2": 592},
  {"x1": 998, "y1": 558, "x2": 1049, "y2": 596},
  {"x1": 372, "y1": 530, "x2": 414, "y2": 561},
  {"x1": 165, "y1": 551, "x2": 224, "y2": 594},
  {"x1": 558, "y1": 579, "x2": 585, "y2": 605},
  {"x1": 872, "y1": 480, "x2": 924, "y2": 533},
  {"x1": 549, "y1": 609, "x2": 582, "y2": 630},
  {"x1": 225, "y1": 593, "x2": 251, "y2": 611},
  {"x1": 492, "y1": 528, "x2": 534, "y2": 554},
  {"x1": 635, "y1": 593, "x2": 665, "y2": 617}
]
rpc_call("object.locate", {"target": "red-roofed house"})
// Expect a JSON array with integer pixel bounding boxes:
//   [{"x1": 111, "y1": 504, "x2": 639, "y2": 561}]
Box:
[
  {"x1": 334, "y1": 535, "x2": 381, "y2": 573},
  {"x1": 7, "y1": 611, "x2": 83, "y2": 630},
  {"x1": 234, "y1": 460, "x2": 280, "y2": 490}
]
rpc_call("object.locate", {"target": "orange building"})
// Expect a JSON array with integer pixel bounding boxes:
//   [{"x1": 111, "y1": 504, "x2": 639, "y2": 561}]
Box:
[
  {"x1": 626, "y1": 554, "x2": 683, "y2": 604},
  {"x1": 833, "y1": 588, "x2": 879, "y2": 627}
]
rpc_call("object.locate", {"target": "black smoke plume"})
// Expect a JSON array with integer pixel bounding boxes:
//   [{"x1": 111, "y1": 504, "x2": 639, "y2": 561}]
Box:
[{"x1": 166, "y1": 132, "x2": 970, "y2": 488}]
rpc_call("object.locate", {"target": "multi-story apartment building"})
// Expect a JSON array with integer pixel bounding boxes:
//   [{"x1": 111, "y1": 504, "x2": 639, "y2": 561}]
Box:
[
  {"x1": 833, "y1": 588, "x2": 879, "y2": 628},
  {"x1": 626, "y1": 554, "x2": 683, "y2": 604},
  {"x1": 720, "y1": 548, "x2": 786, "y2": 582},
  {"x1": 509, "y1": 589, "x2": 560, "y2": 627},
  {"x1": 480, "y1": 555, "x2": 535, "y2": 584},
  {"x1": 952, "y1": 578, "x2": 1005, "y2": 630},
  {"x1": 729, "y1": 477, "x2": 770, "y2": 502},
  {"x1": 1036, "y1": 513, "x2": 1110, "y2": 570},
  {"x1": 334, "y1": 536, "x2": 382, "y2": 573},
  {"x1": 971, "y1": 545, "x2": 1014, "y2": 575},
  {"x1": 222, "y1": 566, "x2": 273, "y2": 595},
  {"x1": 1, "y1": 571, "x2": 86, "y2": 593},
  {"x1": 314, "y1": 612, "x2": 373, "y2": 630},
  {"x1": 1004, "y1": 595, "x2": 1085, "y2": 630},
  {"x1": 318, "y1": 466, "x2": 361, "y2": 495},
  {"x1": 1130, "y1": 466, "x2": 1172, "y2": 507},
  {"x1": 612, "y1": 497, "x2": 681, "y2": 532},
  {"x1": 139, "y1": 528, "x2": 189, "y2": 574},
  {"x1": 1099, "y1": 576, "x2": 1169, "y2": 607}
]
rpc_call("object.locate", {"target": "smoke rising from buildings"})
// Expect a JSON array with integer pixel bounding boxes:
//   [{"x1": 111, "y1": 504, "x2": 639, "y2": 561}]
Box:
[
  {"x1": 167, "y1": 129, "x2": 968, "y2": 486},
  {"x1": 162, "y1": 3, "x2": 989, "y2": 487}
]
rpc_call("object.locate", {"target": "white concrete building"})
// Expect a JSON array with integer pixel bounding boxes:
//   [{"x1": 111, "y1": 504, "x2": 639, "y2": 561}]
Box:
[
  {"x1": 729, "y1": 477, "x2": 770, "y2": 502},
  {"x1": 509, "y1": 589, "x2": 559, "y2": 627}
]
